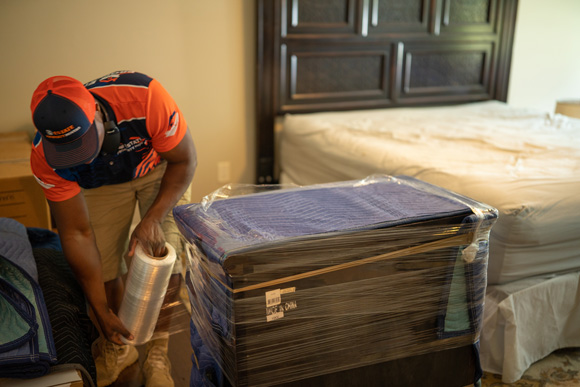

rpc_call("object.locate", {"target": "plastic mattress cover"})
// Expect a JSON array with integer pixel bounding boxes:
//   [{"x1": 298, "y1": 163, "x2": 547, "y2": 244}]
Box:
[
  {"x1": 174, "y1": 175, "x2": 498, "y2": 386},
  {"x1": 279, "y1": 101, "x2": 580, "y2": 285}
]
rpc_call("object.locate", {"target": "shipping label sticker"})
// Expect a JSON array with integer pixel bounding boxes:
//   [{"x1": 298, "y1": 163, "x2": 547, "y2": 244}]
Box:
[
  {"x1": 281, "y1": 287, "x2": 296, "y2": 294},
  {"x1": 266, "y1": 304, "x2": 284, "y2": 322},
  {"x1": 283, "y1": 300, "x2": 297, "y2": 311},
  {"x1": 266, "y1": 310, "x2": 284, "y2": 322},
  {"x1": 265, "y1": 289, "x2": 281, "y2": 307},
  {"x1": 266, "y1": 301, "x2": 298, "y2": 322}
]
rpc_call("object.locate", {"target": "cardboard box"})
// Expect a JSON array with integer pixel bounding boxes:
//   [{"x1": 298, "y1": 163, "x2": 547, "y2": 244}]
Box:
[
  {"x1": 0, "y1": 368, "x2": 84, "y2": 386},
  {"x1": 0, "y1": 132, "x2": 51, "y2": 229}
]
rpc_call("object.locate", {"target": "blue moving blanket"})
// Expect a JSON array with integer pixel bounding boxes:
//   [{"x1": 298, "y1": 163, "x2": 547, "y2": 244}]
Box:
[
  {"x1": 175, "y1": 175, "x2": 498, "y2": 386},
  {"x1": 0, "y1": 218, "x2": 57, "y2": 378}
]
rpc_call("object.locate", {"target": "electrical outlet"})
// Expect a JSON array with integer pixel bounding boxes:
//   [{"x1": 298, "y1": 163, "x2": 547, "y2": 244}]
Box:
[{"x1": 217, "y1": 161, "x2": 231, "y2": 183}]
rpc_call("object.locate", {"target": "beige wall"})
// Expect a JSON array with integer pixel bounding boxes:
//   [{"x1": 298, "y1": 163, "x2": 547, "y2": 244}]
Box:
[
  {"x1": 1, "y1": 0, "x2": 578, "y2": 202},
  {"x1": 0, "y1": 0, "x2": 255, "y2": 202},
  {"x1": 507, "y1": 0, "x2": 580, "y2": 111}
]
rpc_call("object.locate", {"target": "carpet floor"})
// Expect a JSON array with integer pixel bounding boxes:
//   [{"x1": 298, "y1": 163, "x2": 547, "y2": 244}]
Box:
[
  {"x1": 111, "y1": 285, "x2": 579, "y2": 387},
  {"x1": 480, "y1": 348, "x2": 580, "y2": 387}
]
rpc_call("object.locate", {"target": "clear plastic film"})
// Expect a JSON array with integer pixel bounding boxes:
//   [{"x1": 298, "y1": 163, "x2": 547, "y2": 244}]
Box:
[
  {"x1": 173, "y1": 175, "x2": 499, "y2": 387},
  {"x1": 121, "y1": 243, "x2": 198, "y2": 342},
  {"x1": 118, "y1": 242, "x2": 176, "y2": 345}
]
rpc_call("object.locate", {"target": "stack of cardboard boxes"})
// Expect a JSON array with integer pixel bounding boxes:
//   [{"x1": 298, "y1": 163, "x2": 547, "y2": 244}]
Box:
[{"x1": 0, "y1": 132, "x2": 51, "y2": 229}]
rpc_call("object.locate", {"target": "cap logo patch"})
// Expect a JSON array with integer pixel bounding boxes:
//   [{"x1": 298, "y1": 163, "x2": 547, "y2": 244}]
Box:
[{"x1": 45, "y1": 125, "x2": 81, "y2": 138}]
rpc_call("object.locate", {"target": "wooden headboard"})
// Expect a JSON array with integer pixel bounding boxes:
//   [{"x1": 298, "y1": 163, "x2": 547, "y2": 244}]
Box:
[{"x1": 256, "y1": 0, "x2": 518, "y2": 184}]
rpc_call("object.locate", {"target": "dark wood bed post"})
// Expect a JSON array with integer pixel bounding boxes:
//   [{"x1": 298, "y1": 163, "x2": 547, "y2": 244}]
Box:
[
  {"x1": 256, "y1": 0, "x2": 518, "y2": 184},
  {"x1": 496, "y1": 0, "x2": 518, "y2": 102},
  {"x1": 256, "y1": 0, "x2": 277, "y2": 184}
]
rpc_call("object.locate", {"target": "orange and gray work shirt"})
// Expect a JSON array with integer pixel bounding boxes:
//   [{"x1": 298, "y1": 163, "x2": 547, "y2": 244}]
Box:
[{"x1": 31, "y1": 71, "x2": 188, "y2": 202}]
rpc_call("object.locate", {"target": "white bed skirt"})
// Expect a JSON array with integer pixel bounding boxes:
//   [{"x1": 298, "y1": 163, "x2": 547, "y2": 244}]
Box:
[{"x1": 480, "y1": 271, "x2": 580, "y2": 383}]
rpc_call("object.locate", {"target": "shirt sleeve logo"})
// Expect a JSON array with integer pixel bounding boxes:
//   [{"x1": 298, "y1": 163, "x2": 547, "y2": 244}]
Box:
[
  {"x1": 166, "y1": 111, "x2": 179, "y2": 137},
  {"x1": 33, "y1": 174, "x2": 55, "y2": 190},
  {"x1": 84, "y1": 70, "x2": 135, "y2": 87}
]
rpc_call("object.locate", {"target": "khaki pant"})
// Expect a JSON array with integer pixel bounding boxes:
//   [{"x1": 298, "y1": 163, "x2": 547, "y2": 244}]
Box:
[{"x1": 82, "y1": 162, "x2": 190, "y2": 282}]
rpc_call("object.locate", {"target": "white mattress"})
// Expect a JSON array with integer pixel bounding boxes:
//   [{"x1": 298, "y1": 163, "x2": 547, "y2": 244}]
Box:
[{"x1": 280, "y1": 101, "x2": 580, "y2": 285}]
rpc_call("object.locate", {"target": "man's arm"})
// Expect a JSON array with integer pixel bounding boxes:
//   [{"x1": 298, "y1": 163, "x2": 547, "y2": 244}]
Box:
[
  {"x1": 48, "y1": 194, "x2": 133, "y2": 345},
  {"x1": 128, "y1": 128, "x2": 197, "y2": 257}
]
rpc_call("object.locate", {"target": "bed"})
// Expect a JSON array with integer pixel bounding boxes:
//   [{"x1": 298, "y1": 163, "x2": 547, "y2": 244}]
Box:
[{"x1": 255, "y1": 0, "x2": 580, "y2": 383}]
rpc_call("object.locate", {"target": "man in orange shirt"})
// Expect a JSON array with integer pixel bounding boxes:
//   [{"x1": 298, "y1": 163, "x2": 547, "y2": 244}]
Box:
[{"x1": 30, "y1": 71, "x2": 197, "y2": 387}]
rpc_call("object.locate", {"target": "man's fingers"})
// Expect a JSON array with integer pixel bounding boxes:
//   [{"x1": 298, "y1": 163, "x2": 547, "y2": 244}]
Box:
[
  {"x1": 127, "y1": 238, "x2": 137, "y2": 257},
  {"x1": 107, "y1": 331, "x2": 124, "y2": 345},
  {"x1": 152, "y1": 243, "x2": 168, "y2": 257},
  {"x1": 106, "y1": 329, "x2": 133, "y2": 345},
  {"x1": 113, "y1": 336, "x2": 123, "y2": 345},
  {"x1": 120, "y1": 327, "x2": 134, "y2": 341}
]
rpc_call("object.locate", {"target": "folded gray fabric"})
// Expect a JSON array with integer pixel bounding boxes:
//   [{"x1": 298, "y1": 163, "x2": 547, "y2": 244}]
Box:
[
  {"x1": 0, "y1": 218, "x2": 38, "y2": 281},
  {"x1": 0, "y1": 218, "x2": 56, "y2": 379}
]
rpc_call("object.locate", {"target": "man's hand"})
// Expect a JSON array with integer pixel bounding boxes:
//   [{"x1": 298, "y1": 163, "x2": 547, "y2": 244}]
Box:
[
  {"x1": 128, "y1": 129, "x2": 196, "y2": 259},
  {"x1": 128, "y1": 217, "x2": 167, "y2": 258},
  {"x1": 96, "y1": 308, "x2": 134, "y2": 345}
]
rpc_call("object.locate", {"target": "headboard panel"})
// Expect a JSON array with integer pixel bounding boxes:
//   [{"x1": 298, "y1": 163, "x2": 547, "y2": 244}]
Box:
[{"x1": 256, "y1": 0, "x2": 518, "y2": 183}]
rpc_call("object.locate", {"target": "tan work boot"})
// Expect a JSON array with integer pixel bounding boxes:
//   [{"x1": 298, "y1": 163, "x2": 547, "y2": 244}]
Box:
[
  {"x1": 143, "y1": 336, "x2": 174, "y2": 387},
  {"x1": 94, "y1": 338, "x2": 139, "y2": 387}
]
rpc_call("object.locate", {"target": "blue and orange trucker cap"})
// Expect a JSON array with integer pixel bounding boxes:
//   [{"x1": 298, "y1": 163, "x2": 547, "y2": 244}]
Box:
[{"x1": 31, "y1": 76, "x2": 99, "y2": 169}]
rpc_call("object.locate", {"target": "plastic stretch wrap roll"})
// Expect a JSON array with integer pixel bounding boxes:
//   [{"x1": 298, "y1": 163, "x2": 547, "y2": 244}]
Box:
[{"x1": 118, "y1": 242, "x2": 176, "y2": 346}]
